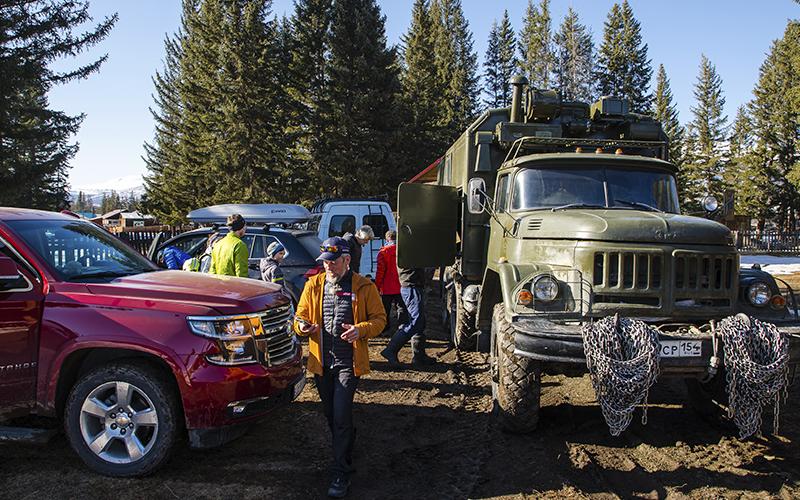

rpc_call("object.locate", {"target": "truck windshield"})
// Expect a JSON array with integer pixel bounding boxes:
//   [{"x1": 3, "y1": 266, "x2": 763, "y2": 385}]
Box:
[
  {"x1": 6, "y1": 219, "x2": 158, "y2": 281},
  {"x1": 510, "y1": 166, "x2": 680, "y2": 213}
]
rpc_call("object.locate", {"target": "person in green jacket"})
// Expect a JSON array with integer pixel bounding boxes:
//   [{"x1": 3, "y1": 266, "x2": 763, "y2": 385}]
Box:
[{"x1": 209, "y1": 214, "x2": 249, "y2": 277}]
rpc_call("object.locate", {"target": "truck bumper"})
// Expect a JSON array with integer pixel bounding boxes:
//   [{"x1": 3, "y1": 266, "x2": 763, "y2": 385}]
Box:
[{"x1": 512, "y1": 317, "x2": 800, "y2": 375}]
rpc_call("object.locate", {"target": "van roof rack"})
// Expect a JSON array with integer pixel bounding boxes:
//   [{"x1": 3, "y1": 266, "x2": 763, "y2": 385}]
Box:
[
  {"x1": 187, "y1": 204, "x2": 311, "y2": 225},
  {"x1": 310, "y1": 195, "x2": 390, "y2": 213}
]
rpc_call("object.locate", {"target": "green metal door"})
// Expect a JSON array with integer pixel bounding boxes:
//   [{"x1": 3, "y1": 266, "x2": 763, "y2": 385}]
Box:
[{"x1": 397, "y1": 183, "x2": 458, "y2": 269}]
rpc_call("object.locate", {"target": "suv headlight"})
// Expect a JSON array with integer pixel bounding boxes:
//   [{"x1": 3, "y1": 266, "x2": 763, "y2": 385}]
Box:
[
  {"x1": 747, "y1": 282, "x2": 772, "y2": 307},
  {"x1": 532, "y1": 275, "x2": 559, "y2": 302},
  {"x1": 187, "y1": 313, "x2": 262, "y2": 365}
]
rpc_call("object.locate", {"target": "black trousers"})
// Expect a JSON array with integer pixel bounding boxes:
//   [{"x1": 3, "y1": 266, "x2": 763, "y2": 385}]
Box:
[
  {"x1": 314, "y1": 366, "x2": 359, "y2": 478},
  {"x1": 382, "y1": 294, "x2": 408, "y2": 332}
]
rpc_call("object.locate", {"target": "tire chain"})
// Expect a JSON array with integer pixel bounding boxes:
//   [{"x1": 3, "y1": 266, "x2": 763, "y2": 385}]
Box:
[
  {"x1": 718, "y1": 314, "x2": 790, "y2": 439},
  {"x1": 582, "y1": 314, "x2": 661, "y2": 436}
]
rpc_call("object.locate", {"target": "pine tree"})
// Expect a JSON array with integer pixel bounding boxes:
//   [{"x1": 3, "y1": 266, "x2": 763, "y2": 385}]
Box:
[
  {"x1": 751, "y1": 21, "x2": 800, "y2": 229},
  {"x1": 430, "y1": 0, "x2": 479, "y2": 135},
  {"x1": 317, "y1": 0, "x2": 404, "y2": 198},
  {"x1": 595, "y1": 0, "x2": 652, "y2": 113},
  {"x1": 483, "y1": 11, "x2": 517, "y2": 109},
  {"x1": 0, "y1": 2, "x2": 116, "y2": 210},
  {"x1": 681, "y1": 55, "x2": 728, "y2": 212},
  {"x1": 400, "y1": 0, "x2": 446, "y2": 170},
  {"x1": 725, "y1": 105, "x2": 772, "y2": 221},
  {"x1": 286, "y1": 0, "x2": 333, "y2": 202},
  {"x1": 552, "y1": 8, "x2": 594, "y2": 102},
  {"x1": 652, "y1": 64, "x2": 684, "y2": 167},
  {"x1": 518, "y1": 0, "x2": 553, "y2": 89}
]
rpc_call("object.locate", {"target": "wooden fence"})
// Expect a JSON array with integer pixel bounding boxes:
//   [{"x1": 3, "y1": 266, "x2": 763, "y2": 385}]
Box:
[
  {"x1": 735, "y1": 230, "x2": 800, "y2": 254},
  {"x1": 116, "y1": 226, "x2": 186, "y2": 255}
]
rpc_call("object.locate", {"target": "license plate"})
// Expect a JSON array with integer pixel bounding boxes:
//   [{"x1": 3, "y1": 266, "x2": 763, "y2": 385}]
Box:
[
  {"x1": 292, "y1": 377, "x2": 307, "y2": 399},
  {"x1": 660, "y1": 340, "x2": 702, "y2": 357}
]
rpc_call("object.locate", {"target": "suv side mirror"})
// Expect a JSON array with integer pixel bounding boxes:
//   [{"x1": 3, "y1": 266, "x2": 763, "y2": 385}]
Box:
[
  {"x1": 0, "y1": 256, "x2": 22, "y2": 290},
  {"x1": 467, "y1": 177, "x2": 487, "y2": 215}
]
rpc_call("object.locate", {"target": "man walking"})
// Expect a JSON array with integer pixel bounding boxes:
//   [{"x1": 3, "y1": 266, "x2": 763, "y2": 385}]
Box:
[
  {"x1": 380, "y1": 265, "x2": 434, "y2": 367},
  {"x1": 375, "y1": 230, "x2": 406, "y2": 334},
  {"x1": 294, "y1": 236, "x2": 386, "y2": 498},
  {"x1": 209, "y1": 214, "x2": 249, "y2": 277},
  {"x1": 342, "y1": 225, "x2": 373, "y2": 274}
]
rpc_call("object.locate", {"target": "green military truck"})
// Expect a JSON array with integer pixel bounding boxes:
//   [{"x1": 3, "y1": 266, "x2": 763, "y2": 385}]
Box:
[{"x1": 397, "y1": 76, "x2": 800, "y2": 434}]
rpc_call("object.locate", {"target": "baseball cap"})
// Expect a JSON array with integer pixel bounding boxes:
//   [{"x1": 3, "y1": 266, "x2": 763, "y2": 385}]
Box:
[{"x1": 317, "y1": 236, "x2": 350, "y2": 261}]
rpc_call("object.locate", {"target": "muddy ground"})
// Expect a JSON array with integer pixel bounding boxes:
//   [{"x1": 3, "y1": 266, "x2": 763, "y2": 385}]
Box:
[{"x1": 1, "y1": 286, "x2": 799, "y2": 499}]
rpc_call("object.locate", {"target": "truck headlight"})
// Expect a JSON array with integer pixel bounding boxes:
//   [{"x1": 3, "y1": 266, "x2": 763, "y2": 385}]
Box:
[
  {"x1": 533, "y1": 276, "x2": 559, "y2": 302},
  {"x1": 187, "y1": 313, "x2": 262, "y2": 365},
  {"x1": 747, "y1": 282, "x2": 772, "y2": 307}
]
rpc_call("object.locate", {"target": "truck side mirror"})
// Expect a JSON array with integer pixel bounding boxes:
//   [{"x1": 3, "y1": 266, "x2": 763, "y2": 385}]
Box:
[
  {"x1": 467, "y1": 178, "x2": 487, "y2": 215},
  {"x1": 0, "y1": 256, "x2": 22, "y2": 290}
]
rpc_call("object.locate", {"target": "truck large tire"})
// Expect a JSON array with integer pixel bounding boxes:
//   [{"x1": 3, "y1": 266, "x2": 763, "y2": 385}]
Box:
[
  {"x1": 64, "y1": 361, "x2": 180, "y2": 477},
  {"x1": 491, "y1": 303, "x2": 541, "y2": 432},
  {"x1": 451, "y1": 281, "x2": 477, "y2": 350}
]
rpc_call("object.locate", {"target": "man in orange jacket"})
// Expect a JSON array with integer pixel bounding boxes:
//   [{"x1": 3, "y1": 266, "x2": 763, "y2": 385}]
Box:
[
  {"x1": 375, "y1": 230, "x2": 407, "y2": 334},
  {"x1": 294, "y1": 236, "x2": 386, "y2": 498}
]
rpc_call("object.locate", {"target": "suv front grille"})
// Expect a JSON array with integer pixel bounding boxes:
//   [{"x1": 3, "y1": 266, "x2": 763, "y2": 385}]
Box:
[{"x1": 253, "y1": 304, "x2": 297, "y2": 367}]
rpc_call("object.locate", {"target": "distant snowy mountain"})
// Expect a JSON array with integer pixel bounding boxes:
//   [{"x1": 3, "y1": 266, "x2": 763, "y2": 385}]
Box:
[{"x1": 69, "y1": 174, "x2": 145, "y2": 207}]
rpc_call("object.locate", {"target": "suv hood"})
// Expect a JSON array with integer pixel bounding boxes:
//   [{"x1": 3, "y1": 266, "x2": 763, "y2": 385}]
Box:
[
  {"x1": 85, "y1": 271, "x2": 286, "y2": 315},
  {"x1": 517, "y1": 210, "x2": 733, "y2": 246}
]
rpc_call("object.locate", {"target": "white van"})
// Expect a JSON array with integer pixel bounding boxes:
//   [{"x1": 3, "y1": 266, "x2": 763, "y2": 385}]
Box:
[{"x1": 306, "y1": 199, "x2": 396, "y2": 278}]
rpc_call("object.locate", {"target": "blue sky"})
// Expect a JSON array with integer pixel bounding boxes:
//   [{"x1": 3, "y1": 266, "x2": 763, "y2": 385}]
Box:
[{"x1": 50, "y1": 0, "x2": 799, "y2": 188}]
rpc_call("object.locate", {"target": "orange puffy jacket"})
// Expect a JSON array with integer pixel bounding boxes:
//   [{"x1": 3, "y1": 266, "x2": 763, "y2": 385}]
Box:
[
  {"x1": 293, "y1": 272, "x2": 386, "y2": 376},
  {"x1": 375, "y1": 244, "x2": 401, "y2": 295}
]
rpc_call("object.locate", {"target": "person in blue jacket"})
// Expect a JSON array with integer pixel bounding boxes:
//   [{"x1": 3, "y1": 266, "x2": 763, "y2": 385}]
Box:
[{"x1": 161, "y1": 245, "x2": 191, "y2": 270}]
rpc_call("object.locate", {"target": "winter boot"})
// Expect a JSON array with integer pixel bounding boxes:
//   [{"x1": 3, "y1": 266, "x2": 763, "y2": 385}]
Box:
[
  {"x1": 411, "y1": 335, "x2": 435, "y2": 366},
  {"x1": 380, "y1": 330, "x2": 411, "y2": 367}
]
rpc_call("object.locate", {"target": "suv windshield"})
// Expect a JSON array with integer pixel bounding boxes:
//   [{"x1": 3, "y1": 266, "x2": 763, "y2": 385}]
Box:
[
  {"x1": 7, "y1": 219, "x2": 158, "y2": 281},
  {"x1": 510, "y1": 165, "x2": 680, "y2": 213}
]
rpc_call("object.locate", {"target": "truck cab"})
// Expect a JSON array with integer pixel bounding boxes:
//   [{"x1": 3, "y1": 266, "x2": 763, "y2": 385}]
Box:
[
  {"x1": 398, "y1": 77, "x2": 800, "y2": 434},
  {"x1": 0, "y1": 208, "x2": 305, "y2": 476}
]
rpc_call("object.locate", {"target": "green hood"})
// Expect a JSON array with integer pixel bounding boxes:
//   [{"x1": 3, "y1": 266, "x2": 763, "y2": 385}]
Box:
[{"x1": 517, "y1": 210, "x2": 733, "y2": 246}]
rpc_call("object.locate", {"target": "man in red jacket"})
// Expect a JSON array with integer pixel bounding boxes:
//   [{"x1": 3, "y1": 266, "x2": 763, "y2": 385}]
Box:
[{"x1": 375, "y1": 230, "x2": 406, "y2": 334}]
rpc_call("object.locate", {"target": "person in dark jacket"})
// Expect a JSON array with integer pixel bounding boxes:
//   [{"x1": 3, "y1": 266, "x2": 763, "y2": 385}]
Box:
[
  {"x1": 342, "y1": 225, "x2": 373, "y2": 274},
  {"x1": 380, "y1": 265, "x2": 434, "y2": 366},
  {"x1": 259, "y1": 241, "x2": 286, "y2": 289}
]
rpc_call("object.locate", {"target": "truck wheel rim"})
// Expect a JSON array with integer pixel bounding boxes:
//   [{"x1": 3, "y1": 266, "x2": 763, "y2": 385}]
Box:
[{"x1": 78, "y1": 381, "x2": 159, "y2": 464}]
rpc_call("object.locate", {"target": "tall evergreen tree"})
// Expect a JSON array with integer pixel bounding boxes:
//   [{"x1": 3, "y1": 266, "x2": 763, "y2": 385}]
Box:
[
  {"x1": 317, "y1": 0, "x2": 404, "y2": 197},
  {"x1": 595, "y1": 0, "x2": 652, "y2": 113},
  {"x1": 0, "y1": 1, "x2": 116, "y2": 210},
  {"x1": 518, "y1": 0, "x2": 553, "y2": 89},
  {"x1": 652, "y1": 64, "x2": 684, "y2": 167},
  {"x1": 400, "y1": 0, "x2": 446, "y2": 170},
  {"x1": 144, "y1": 0, "x2": 294, "y2": 222},
  {"x1": 552, "y1": 8, "x2": 593, "y2": 102},
  {"x1": 724, "y1": 105, "x2": 772, "y2": 222},
  {"x1": 681, "y1": 55, "x2": 728, "y2": 211},
  {"x1": 483, "y1": 11, "x2": 517, "y2": 108},
  {"x1": 430, "y1": 0, "x2": 479, "y2": 135},
  {"x1": 751, "y1": 21, "x2": 800, "y2": 229}
]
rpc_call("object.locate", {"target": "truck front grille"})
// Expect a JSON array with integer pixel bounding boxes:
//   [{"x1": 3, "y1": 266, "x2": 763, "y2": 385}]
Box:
[
  {"x1": 253, "y1": 304, "x2": 297, "y2": 367},
  {"x1": 673, "y1": 252, "x2": 735, "y2": 291},
  {"x1": 593, "y1": 252, "x2": 662, "y2": 290}
]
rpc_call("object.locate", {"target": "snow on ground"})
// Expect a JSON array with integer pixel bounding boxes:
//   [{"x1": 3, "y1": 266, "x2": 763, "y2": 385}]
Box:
[{"x1": 740, "y1": 254, "x2": 800, "y2": 275}]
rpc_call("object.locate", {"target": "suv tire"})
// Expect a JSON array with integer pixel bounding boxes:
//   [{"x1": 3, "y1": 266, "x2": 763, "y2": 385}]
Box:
[
  {"x1": 491, "y1": 303, "x2": 540, "y2": 433},
  {"x1": 64, "y1": 362, "x2": 179, "y2": 477}
]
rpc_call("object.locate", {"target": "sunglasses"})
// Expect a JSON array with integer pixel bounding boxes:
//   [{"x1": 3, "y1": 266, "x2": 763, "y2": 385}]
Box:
[{"x1": 320, "y1": 244, "x2": 346, "y2": 254}]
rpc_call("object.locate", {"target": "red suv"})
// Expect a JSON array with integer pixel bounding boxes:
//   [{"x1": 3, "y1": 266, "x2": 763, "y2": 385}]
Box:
[{"x1": 0, "y1": 208, "x2": 305, "y2": 476}]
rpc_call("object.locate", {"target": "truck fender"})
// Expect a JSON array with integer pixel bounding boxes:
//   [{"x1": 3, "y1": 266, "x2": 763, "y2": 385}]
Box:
[{"x1": 496, "y1": 262, "x2": 521, "y2": 321}]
